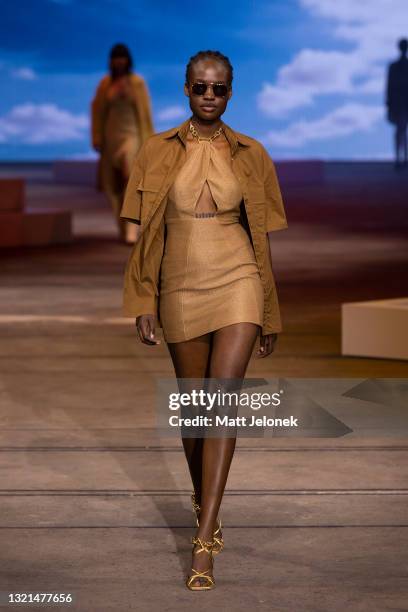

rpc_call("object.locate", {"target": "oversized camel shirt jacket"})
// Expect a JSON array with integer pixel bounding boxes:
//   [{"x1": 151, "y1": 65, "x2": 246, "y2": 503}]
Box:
[
  {"x1": 120, "y1": 117, "x2": 288, "y2": 336},
  {"x1": 91, "y1": 73, "x2": 154, "y2": 149}
]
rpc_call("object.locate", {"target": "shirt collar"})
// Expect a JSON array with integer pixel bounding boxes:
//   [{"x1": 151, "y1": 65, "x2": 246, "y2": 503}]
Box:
[{"x1": 163, "y1": 116, "x2": 249, "y2": 156}]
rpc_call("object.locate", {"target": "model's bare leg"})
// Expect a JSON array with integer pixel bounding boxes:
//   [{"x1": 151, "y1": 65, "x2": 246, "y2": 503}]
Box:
[
  {"x1": 105, "y1": 164, "x2": 127, "y2": 241},
  {"x1": 101, "y1": 158, "x2": 123, "y2": 238},
  {"x1": 121, "y1": 155, "x2": 130, "y2": 182},
  {"x1": 166, "y1": 334, "x2": 212, "y2": 505},
  {"x1": 192, "y1": 322, "x2": 260, "y2": 583}
]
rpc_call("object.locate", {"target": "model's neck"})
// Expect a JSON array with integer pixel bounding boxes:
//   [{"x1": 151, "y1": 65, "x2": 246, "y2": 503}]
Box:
[
  {"x1": 190, "y1": 115, "x2": 223, "y2": 137},
  {"x1": 111, "y1": 72, "x2": 129, "y2": 80}
]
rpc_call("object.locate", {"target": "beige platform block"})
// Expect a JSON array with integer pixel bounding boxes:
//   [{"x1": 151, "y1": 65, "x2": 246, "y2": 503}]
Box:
[
  {"x1": 0, "y1": 178, "x2": 24, "y2": 210},
  {"x1": 0, "y1": 209, "x2": 73, "y2": 247},
  {"x1": 342, "y1": 297, "x2": 408, "y2": 360}
]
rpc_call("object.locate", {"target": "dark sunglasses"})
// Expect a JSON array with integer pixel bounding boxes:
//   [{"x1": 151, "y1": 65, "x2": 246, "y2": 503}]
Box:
[{"x1": 190, "y1": 81, "x2": 229, "y2": 98}]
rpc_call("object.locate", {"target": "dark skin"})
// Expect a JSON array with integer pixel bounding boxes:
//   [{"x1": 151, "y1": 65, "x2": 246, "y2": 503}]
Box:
[{"x1": 136, "y1": 58, "x2": 278, "y2": 585}]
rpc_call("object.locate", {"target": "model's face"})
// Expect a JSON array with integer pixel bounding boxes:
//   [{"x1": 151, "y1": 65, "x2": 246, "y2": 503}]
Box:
[
  {"x1": 184, "y1": 58, "x2": 232, "y2": 121},
  {"x1": 110, "y1": 57, "x2": 129, "y2": 77}
]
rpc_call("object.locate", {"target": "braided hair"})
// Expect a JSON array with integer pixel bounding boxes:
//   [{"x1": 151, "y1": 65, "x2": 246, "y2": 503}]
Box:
[{"x1": 185, "y1": 50, "x2": 233, "y2": 86}]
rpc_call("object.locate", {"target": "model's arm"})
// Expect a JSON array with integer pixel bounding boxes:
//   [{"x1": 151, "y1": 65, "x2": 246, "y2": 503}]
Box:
[
  {"x1": 120, "y1": 140, "x2": 150, "y2": 224},
  {"x1": 256, "y1": 234, "x2": 279, "y2": 358},
  {"x1": 120, "y1": 140, "x2": 162, "y2": 346},
  {"x1": 255, "y1": 146, "x2": 288, "y2": 358},
  {"x1": 385, "y1": 63, "x2": 394, "y2": 108},
  {"x1": 91, "y1": 78, "x2": 108, "y2": 151},
  {"x1": 131, "y1": 77, "x2": 155, "y2": 143},
  {"x1": 140, "y1": 79, "x2": 155, "y2": 140},
  {"x1": 262, "y1": 148, "x2": 288, "y2": 233}
]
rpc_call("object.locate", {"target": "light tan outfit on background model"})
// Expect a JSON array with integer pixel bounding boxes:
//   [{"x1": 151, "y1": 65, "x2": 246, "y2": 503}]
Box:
[{"x1": 91, "y1": 73, "x2": 154, "y2": 241}]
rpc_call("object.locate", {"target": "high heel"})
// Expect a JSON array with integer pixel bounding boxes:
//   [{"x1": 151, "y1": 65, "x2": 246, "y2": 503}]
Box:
[
  {"x1": 186, "y1": 536, "x2": 216, "y2": 591},
  {"x1": 191, "y1": 492, "x2": 224, "y2": 555}
]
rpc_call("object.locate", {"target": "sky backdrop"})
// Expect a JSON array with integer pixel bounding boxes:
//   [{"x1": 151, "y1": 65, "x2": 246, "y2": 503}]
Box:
[{"x1": 0, "y1": 0, "x2": 407, "y2": 160}]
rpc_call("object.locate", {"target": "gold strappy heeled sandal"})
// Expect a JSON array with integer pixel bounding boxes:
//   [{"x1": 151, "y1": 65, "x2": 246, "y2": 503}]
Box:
[
  {"x1": 191, "y1": 492, "x2": 224, "y2": 555},
  {"x1": 186, "y1": 536, "x2": 216, "y2": 591}
]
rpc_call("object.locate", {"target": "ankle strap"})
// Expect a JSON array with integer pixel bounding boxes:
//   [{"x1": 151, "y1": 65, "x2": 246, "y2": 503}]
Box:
[{"x1": 191, "y1": 536, "x2": 215, "y2": 555}]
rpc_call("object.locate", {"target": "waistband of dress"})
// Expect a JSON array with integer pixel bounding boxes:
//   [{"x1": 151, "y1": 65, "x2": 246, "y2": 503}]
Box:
[{"x1": 165, "y1": 216, "x2": 240, "y2": 225}]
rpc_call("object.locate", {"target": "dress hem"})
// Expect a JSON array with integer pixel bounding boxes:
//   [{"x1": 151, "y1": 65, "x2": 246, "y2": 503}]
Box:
[{"x1": 163, "y1": 318, "x2": 262, "y2": 343}]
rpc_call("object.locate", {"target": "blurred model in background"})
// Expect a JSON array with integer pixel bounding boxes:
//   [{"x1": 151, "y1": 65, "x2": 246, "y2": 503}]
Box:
[
  {"x1": 386, "y1": 38, "x2": 408, "y2": 170},
  {"x1": 91, "y1": 43, "x2": 154, "y2": 242}
]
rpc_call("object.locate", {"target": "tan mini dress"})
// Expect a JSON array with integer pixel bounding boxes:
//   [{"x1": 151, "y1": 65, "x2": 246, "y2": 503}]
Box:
[
  {"x1": 159, "y1": 137, "x2": 264, "y2": 343},
  {"x1": 104, "y1": 95, "x2": 141, "y2": 172}
]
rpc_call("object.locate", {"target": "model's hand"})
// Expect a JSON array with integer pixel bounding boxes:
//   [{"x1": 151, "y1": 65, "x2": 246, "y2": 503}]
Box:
[
  {"x1": 136, "y1": 315, "x2": 161, "y2": 345},
  {"x1": 256, "y1": 333, "x2": 277, "y2": 358}
]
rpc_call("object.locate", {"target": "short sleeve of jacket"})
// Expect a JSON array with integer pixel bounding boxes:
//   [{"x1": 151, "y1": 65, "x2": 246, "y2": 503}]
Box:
[
  {"x1": 120, "y1": 140, "x2": 149, "y2": 224},
  {"x1": 261, "y1": 145, "x2": 288, "y2": 233}
]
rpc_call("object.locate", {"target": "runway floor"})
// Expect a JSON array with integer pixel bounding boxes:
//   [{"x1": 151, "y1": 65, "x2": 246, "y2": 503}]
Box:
[{"x1": 0, "y1": 175, "x2": 408, "y2": 610}]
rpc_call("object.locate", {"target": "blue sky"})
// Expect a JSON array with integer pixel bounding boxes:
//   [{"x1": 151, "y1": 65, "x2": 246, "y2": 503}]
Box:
[{"x1": 0, "y1": 0, "x2": 406, "y2": 160}]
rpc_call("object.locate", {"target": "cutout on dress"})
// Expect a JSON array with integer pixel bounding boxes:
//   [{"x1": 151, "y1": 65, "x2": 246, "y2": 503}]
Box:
[{"x1": 194, "y1": 180, "x2": 219, "y2": 218}]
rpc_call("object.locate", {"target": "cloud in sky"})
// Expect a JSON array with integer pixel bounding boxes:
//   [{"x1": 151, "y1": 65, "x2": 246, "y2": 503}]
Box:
[
  {"x1": 68, "y1": 150, "x2": 99, "y2": 160},
  {"x1": 261, "y1": 102, "x2": 384, "y2": 148},
  {"x1": 301, "y1": 0, "x2": 406, "y2": 31},
  {"x1": 156, "y1": 105, "x2": 187, "y2": 122},
  {"x1": 257, "y1": 0, "x2": 407, "y2": 118},
  {"x1": 0, "y1": 103, "x2": 88, "y2": 144},
  {"x1": 11, "y1": 67, "x2": 37, "y2": 80},
  {"x1": 0, "y1": 0, "x2": 403, "y2": 158},
  {"x1": 258, "y1": 49, "x2": 358, "y2": 118}
]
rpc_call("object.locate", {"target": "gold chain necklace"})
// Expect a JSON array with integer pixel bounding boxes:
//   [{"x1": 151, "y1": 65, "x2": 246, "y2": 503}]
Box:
[{"x1": 189, "y1": 121, "x2": 223, "y2": 142}]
